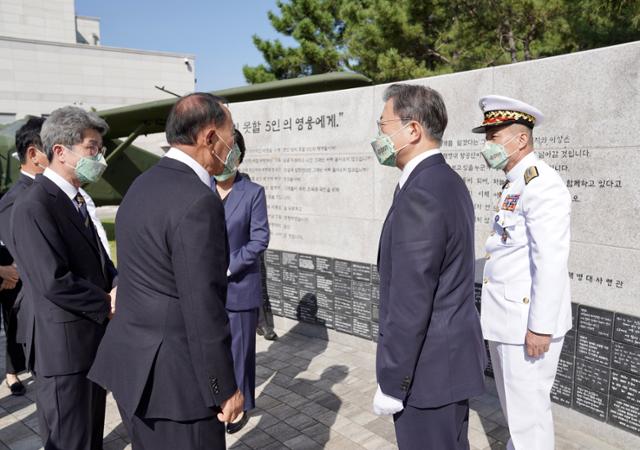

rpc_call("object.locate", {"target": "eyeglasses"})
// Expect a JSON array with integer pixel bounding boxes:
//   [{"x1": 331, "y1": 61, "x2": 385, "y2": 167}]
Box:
[
  {"x1": 66, "y1": 144, "x2": 106, "y2": 157},
  {"x1": 376, "y1": 117, "x2": 412, "y2": 131}
]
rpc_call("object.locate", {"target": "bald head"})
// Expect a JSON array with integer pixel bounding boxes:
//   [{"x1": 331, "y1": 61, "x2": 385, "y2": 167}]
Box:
[{"x1": 166, "y1": 93, "x2": 230, "y2": 146}]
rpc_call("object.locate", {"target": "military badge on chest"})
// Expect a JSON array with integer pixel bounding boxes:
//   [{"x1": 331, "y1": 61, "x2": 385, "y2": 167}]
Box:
[{"x1": 501, "y1": 194, "x2": 520, "y2": 212}]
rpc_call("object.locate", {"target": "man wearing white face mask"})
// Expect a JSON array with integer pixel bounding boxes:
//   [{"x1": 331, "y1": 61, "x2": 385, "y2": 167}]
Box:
[
  {"x1": 473, "y1": 95, "x2": 572, "y2": 450},
  {"x1": 10, "y1": 106, "x2": 118, "y2": 450},
  {"x1": 372, "y1": 84, "x2": 486, "y2": 449}
]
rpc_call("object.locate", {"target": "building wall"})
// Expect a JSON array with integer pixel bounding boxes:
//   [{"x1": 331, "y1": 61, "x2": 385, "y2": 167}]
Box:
[
  {"x1": 75, "y1": 15, "x2": 101, "y2": 46},
  {"x1": 0, "y1": 36, "x2": 195, "y2": 120},
  {"x1": 0, "y1": 0, "x2": 76, "y2": 44}
]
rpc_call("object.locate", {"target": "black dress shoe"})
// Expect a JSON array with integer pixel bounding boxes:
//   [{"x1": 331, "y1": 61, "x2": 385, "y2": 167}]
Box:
[
  {"x1": 226, "y1": 411, "x2": 249, "y2": 434},
  {"x1": 6, "y1": 380, "x2": 26, "y2": 396},
  {"x1": 256, "y1": 326, "x2": 265, "y2": 336},
  {"x1": 263, "y1": 330, "x2": 278, "y2": 341}
]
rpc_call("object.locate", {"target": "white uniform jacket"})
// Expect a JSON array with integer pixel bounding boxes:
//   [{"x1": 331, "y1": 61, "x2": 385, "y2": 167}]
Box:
[{"x1": 481, "y1": 152, "x2": 573, "y2": 344}]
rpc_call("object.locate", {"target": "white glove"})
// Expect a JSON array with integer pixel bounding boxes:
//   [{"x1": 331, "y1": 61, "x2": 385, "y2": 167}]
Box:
[{"x1": 372, "y1": 384, "x2": 404, "y2": 415}]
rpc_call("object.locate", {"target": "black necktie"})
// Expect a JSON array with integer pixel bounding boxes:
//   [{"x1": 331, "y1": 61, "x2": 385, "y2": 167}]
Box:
[{"x1": 74, "y1": 193, "x2": 90, "y2": 228}]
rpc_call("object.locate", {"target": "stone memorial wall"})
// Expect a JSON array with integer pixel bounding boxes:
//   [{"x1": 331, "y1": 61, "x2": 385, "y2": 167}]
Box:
[{"x1": 232, "y1": 42, "x2": 640, "y2": 435}]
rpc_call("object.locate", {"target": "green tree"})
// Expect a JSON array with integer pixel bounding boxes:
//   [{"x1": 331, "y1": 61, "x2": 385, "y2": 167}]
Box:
[
  {"x1": 245, "y1": 0, "x2": 640, "y2": 84},
  {"x1": 242, "y1": 0, "x2": 348, "y2": 83}
]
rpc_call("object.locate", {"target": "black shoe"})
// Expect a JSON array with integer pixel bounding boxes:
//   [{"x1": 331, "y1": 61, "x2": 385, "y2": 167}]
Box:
[
  {"x1": 226, "y1": 411, "x2": 249, "y2": 434},
  {"x1": 6, "y1": 379, "x2": 26, "y2": 396},
  {"x1": 256, "y1": 326, "x2": 265, "y2": 336},
  {"x1": 263, "y1": 330, "x2": 278, "y2": 341}
]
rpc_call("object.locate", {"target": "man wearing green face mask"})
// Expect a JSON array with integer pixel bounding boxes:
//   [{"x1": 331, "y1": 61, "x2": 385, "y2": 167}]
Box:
[
  {"x1": 372, "y1": 84, "x2": 486, "y2": 450},
  {"x1": 473, "y1": 95, "x2": 572, "y2": 450},
  {"x1": 9, "y1": 106, "x2": 119, "y2": 450}
]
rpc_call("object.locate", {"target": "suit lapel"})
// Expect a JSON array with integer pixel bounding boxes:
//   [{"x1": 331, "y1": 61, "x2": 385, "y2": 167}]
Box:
[
  {"x1": 376, "y1": 154, "x2": 446, "y2": 266},
  {"x1": 39, "y1": 176, "x2": 100, "y2": 255},
  {"x1": 221, "y1": 174, "x2": 246, "y2": 220}
]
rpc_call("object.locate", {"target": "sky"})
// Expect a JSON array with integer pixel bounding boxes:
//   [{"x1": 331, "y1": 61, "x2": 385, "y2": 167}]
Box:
[{"x1": 75, "y1": 0, "x2": 296, "y2": 92}]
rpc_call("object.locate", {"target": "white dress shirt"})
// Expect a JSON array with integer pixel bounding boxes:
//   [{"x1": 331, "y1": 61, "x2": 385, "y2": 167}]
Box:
[
  {"x1": 164, "y1": 147, "x2": 211, "y2": 187},
  {"x1": 41, "y1": 168, "x2": 112, "y2": 257},
  {"x1": 398, "y1": 148, "x2": 441, "y2": 188}
]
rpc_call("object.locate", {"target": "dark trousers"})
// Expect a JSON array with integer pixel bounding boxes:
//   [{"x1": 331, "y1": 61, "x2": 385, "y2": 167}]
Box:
[
  {"x1": 118, "y1": 405, "x2": 225, "y2": 450},
  {"x1": 393, "y1": 400, "x2": 470, "y2": 450},
  {"x1": 228, "y1": 308, "x2": 258, "y2": 411},
  {"x1": 1, "y1": 297, "x2": 26, "y2": 375},
  {"x1": 36, "y1": 371, "x2": 106, "y2": 450}
]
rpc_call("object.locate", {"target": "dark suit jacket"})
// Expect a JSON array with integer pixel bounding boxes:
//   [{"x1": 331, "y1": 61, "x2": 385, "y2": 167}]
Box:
[
  {"x1": 89, "y1": 157, "x2": 237, "y2": 422},
  {"x1": 214, "y1": 173, "x2": 269, "y2": 311},
  {"x1": 376, "y1": 153, "x2": 486, "y2": 408},
  {"x1": 10, "y1": 174, "x2": 117, "y2": 376},
  {"x1": 0, "y1": 174, "x2": 33, "y2": 355}
]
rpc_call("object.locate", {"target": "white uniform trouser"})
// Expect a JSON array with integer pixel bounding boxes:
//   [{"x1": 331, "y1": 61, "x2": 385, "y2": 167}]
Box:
[{"x1": 488, "y1": 337, "x2": 564, "y2": 450}]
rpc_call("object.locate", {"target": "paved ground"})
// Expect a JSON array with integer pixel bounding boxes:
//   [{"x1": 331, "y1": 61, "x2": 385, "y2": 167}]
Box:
[{"x1": 0, "y1": 321, "x2": 636, "y2": 449}]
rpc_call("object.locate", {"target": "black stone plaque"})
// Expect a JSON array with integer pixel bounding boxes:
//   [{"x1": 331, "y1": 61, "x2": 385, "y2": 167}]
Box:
[
  {"x1": 333, "y1": 259, "x2": 352, "y2": 278},
  {"x1": 551, "y1": 376, "x2": 573, "y2": 407},
  {"x1": 372, "y1": 267, "x2": 380, "y2": 285},
  {"x1": 612, "y1": 341, "x2": 640, "y2": 376},
  {"x1": 484, "y1": 342, "x2": 493, "y2": 377},
  {"x1": 316, "y1": 291, "x2": 334, "y2": 311},
  {"x1": 353, "y1": 317, "x2": 372, "y2": 340},
  {"x1": 316, "y1": 273, "x2": 333, "y2": 294},
  {"x1": 562, "y1": 330, "x2": 576, "y2": 355},
  {"x1": 371, "y1": 322, "x2": 379, "y2": 342},
  {"x1": 371, "y1": 285, "x2": 380, "y2": 304},
  {"x1": 608, "y1": 396, "x2": 640, "y2": 434},
  {"x1": 298, "y1": 270, "x2": 316, "y2": 293},
  {"x1": 572, "y1": 302, "x2": 578, "y2": 328},
  {"x1": 282, "y1": 299, "x2": 298, "y2": 320},
  {"x1": 315, "y1": 256, "x2": 333, "y2": 275},
  {"x1": 282, "y1": 284, "x2": 299, "y2": 320},
  {"x1": 474, "y1": 284, "x2": 483, "y2": 311},
  {"x1": 333, "y1": 277, "x2": 350, "y2": 298},
  {"x1": 335, "y1": 297, "x2": 353, "y2": 317},
  {"x1": 372, "y1": 303, "x2": 379, "y2": 323},
  {"x1": 556, "y1": 352, "x2": 575, "y2": 380},
  {"x1": 351, "y1": 262, "x2": 372, "y2": 283},
  {"x1": 578, "y1": 305, "x2": 614, "y2": 339},
  {"x1": 610, "y1": 370, "x2": 640, "y2": 405},
  {"x1": 352, "y1": 280, "x2": 372, "y2": 302},
  {"x1": 266, "y1": 265, "x2": 282, "y2": 284},
  {"x1": 266, "y1": 282, "x2": 283, "y2": 316},
  {"x1": 334, "y1": 314, "x2": 353, "y2": 335},
  {"x1": 576, "y1": 333, "x2": 611, "y2": 367},
  {"x1": 614, "y1": 313, "x2": 640, "y2": 347},
  {"x1": 353, "y1": 299, "x2": 371, "y2": 321},
  {"x1": 282, "y1": 267, "x2": 298, "y2": 286},
  {"x1": 298, "y1": 254, "x2": 315, "y2": 271},
  {"x1": 297, "y1": 294, "x2": 319, "y2": 324},
  {"x1": 573, "y1": 384, "x2": 607, "y2": 421},
  {"x1": 574, "y1": 359, "x2": 610, "y2": 395},
  {"x1": 281, "y1": 251, "x2": 299, "y2": 268},
  {"x1": 264, "y1": 249, "x2": 282, "y2": 266},
  {"x1": 316, "y1": 307, "x2": 334, "y2": 329}
]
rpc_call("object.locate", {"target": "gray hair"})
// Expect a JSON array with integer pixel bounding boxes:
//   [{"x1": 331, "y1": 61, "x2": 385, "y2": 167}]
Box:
[
  {"x1": 383, "y1": 84, "x2": 448, "y2": 143},
  {"x1": 41, "y1": 106, "x2": 109, "y2": 161}
]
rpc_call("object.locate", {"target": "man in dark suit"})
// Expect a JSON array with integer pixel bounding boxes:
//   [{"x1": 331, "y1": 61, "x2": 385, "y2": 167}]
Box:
[
  {"x1": 89, "y1": 93, "x2": 243, "y2": 450},
  {"x1": 0, "y1": 117, "x2": 49, "y2": 395},
  {"x1": 10, "y1": 106, "x2": 117, "y2": 450},
  {"x1": 371, "y1": 84, "x2": 486, "y2": 449}
]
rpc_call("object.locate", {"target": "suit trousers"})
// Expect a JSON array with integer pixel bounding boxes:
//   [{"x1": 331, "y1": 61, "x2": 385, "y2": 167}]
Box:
[
  {"x1": 489, "y1": 337, "x2": 564, "y2": 450},
  {"x1": 1, "y1": 296, "x2": 26, "y2": 374},
  {"x1": 393, "y1": 399, "x2": 470, "y2": 450},
  {"x1": 36, "y1": 371, "x2": 106, "y2": 450},
  {"x1": 227, "y1": 308, "x2": 258, "y2": 411},
  {"x1": 118, "y1": 405, "x2": 225, "y2": 450}
]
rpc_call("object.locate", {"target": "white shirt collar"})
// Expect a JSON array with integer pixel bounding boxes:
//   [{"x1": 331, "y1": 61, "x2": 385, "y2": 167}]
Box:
[
  {"x1": 506, "y1": 151, "x2": 538, "y2": 182},
  {"x1": 164, "y1": 147, "x2": 211, "y2": 187},
  {"x1": 398, "y1": 148, "x2": 441, "y2": 188},
  {"x1": 43, "y1": 168, "x2": 78, "y2": 201},
  {"x1": 20, "y1": 170, "x2": 35, "y2": 180}
]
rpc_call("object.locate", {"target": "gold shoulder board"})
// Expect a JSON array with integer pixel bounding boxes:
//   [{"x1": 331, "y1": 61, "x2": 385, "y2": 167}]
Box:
[{"x1": 524, "y1": 166, "x2": 539, "y2": 185}]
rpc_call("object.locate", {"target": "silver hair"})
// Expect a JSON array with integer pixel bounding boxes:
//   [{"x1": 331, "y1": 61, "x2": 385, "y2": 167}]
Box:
[
  {"x1": 383, "y1": 84, "x2": 448, "y2": 143},
  {"x1": 41, "y1": 106, "x2": 109, "y2": 160}
]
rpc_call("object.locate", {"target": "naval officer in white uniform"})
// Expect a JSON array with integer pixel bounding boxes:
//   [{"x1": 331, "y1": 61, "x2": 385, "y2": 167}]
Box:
[{"x1": 472, "y1": 95, "x2": 573, "y2": 450}]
